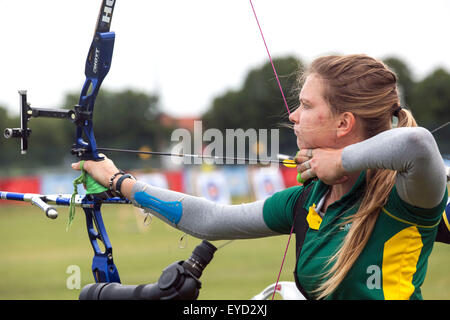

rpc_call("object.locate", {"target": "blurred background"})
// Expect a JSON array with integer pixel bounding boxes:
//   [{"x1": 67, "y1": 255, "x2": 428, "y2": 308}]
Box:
[{"x1": 0, "y1": 0, "x2": 449, "y2": 299}]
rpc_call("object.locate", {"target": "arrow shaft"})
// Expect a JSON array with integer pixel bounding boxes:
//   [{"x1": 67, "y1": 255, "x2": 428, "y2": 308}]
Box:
[{"x1": 97, "y1": 147, "x2": 288, "y2": 165}]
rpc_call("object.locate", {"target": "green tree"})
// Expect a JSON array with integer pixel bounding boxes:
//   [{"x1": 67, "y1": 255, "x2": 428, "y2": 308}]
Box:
[
  {"x1": 383, "y1": 56, "x2": 415, "y2": 108},
  {"x1": 409, "y1": 68, "x2": 450, "y2": 153},
  {"x1": 203, "y1": 56, "x2": 303, "y2": 156},
  {"x1": 409, "y1": 68, "x2": 450, "y2": 126}
]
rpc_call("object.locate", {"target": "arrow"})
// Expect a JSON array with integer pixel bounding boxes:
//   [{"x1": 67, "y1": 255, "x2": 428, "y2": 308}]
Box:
[{"x1": 97, "y1": 147, "x2": 298, "y2": 168}]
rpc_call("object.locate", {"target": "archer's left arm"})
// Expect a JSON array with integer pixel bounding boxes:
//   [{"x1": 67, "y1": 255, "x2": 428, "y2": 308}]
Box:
[{"x1": 129, "y1": 181, "x2": 280, "y2": 241}]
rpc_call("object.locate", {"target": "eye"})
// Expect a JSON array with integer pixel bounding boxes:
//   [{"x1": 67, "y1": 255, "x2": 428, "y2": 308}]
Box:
[
  {"x1": 299, "y1": 99, "x2": 311, "y2": 109},
  {"x1": 300, "y1": 102, "x2": 310, "y2": 109}
]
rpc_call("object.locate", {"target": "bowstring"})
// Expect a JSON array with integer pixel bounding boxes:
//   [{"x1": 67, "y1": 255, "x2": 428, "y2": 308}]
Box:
[
  {"x1": 249, "y1": 0, "x2": 294, "y2": 300},
  {"x1": 249, "y1": 0, "x2": 291, "y2": 116},
  {"x1": 430, "y1": 121, "x2": 450, "y2": 134}
]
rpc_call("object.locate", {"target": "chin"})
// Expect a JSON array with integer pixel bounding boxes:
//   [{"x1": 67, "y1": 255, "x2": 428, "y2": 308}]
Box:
[
  {"x1": 297, "y1": 141, "x2": 311, "y2": 150},
  {"x1": 297, "y1": 136, "x2": 317, "y2": 150}
]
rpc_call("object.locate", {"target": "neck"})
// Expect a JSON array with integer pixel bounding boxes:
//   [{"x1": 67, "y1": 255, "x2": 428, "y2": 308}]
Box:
[{"x1": 326, "y1": 171, "x2": 361, "y2": 207}]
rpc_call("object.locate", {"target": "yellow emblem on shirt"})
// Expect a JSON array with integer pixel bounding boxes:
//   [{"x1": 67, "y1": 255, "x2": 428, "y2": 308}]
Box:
[{"x1": 306, "y1": 203, "x2": 322, "y2": 230}]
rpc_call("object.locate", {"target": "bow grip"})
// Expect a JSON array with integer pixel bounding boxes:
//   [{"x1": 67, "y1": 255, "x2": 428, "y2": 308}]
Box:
[
  {"x1": 85, "y1": 172, "x2": 109, "y2": 195},
  {"x1": 78, "y1": 159, "x2": 109, "y2": 195}
]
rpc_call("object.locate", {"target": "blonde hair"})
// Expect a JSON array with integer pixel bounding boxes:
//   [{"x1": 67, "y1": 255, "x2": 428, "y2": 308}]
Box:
[{"x1": 300, "y1": 54, "x2": 417, "y2": 299}]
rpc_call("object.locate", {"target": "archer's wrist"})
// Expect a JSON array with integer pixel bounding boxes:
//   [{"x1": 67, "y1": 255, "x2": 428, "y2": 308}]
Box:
[
  {"x1": 117, "y1": 178, "x2": 136, "y2": 199},
  {"x1": 111, "y1": 173, "x2": 136, "y2": 198}
]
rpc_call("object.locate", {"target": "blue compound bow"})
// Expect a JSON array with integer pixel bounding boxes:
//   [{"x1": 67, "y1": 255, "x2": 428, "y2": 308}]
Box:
[{"x1": 4, "y1": 0, "x2": 122, "y2": 284}]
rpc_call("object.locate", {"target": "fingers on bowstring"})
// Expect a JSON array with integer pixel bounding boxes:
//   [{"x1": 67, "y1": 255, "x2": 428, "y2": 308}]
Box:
[
  {"x1": 295, "y1": 148, "x2": 314, "y2": 164},
  {"x1": 296, "y1": 159, "x2": 312, "y2": 173},
  {"x1": 301, "y1": 168, "x2": 316, "y2": 182}
]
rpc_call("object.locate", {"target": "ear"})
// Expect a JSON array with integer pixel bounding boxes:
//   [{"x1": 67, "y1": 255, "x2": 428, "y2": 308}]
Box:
[{"x1": 336, "y1": 112, "x2": 356, "y2": 138}]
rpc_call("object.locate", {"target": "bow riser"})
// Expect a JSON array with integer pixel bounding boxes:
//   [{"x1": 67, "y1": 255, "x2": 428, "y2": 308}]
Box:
[{"x1": 74, "y1": 31, "x2": 115, "y2": 161}]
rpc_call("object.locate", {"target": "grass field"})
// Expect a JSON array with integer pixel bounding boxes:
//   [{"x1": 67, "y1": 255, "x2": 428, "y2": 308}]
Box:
[{"x1": 0, "y1": 203, "x2": 449, "y2": 300}]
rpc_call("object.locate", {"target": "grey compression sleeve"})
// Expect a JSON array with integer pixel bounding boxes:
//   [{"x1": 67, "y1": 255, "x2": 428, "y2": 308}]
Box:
[
  {"x1": 342, "y1": 127, "x2": 447, "y2": 209},
  {"x1": 131, "y1": 181, "x2": 280, "y2": 240}
]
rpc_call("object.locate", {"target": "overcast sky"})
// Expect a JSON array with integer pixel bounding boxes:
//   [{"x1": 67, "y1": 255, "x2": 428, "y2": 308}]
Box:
[{"x1": 1, "y1": 0, "x2": 449, "y2": 117}]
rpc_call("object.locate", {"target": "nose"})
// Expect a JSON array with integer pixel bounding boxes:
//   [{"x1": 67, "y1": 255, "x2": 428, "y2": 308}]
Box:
[{"x1": 289, "y1": 107, "x2": 299, "y2": 124}]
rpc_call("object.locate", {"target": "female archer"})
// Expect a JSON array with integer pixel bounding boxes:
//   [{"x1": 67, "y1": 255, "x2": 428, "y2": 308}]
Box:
[{"x1": 73, "y1": 54, "x2": 449, "y2": 300}]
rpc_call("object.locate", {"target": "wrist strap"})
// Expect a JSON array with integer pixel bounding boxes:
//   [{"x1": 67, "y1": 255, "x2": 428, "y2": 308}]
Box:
[
  {"x1": 115, "y1": 173, "x2": 136, "y2": 197},
  {"x1": 109, "y1": 171, "x2": 125, "y2": 196}
]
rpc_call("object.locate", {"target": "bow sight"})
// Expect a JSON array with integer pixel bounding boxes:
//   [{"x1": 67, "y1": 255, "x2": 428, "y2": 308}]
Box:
[{"x1": 4, "y1": 90, "x2": 89, "y2": 155}]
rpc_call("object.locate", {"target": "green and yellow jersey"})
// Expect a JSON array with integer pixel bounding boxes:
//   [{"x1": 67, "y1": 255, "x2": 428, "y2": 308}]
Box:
[{"x1": 263, "y1": 172, "x2": 448, "y2": 300}]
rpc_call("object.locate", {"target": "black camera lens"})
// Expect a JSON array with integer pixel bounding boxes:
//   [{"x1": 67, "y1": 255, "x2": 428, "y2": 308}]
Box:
[{"x1": 182, "y1": 240, "x2": 217, "y2": 279}]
